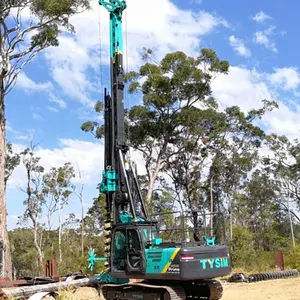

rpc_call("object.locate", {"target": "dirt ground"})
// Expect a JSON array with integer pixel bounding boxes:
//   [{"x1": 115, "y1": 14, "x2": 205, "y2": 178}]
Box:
[
  {"x1": 221, "y1": 277, "x2": 300, "y2": 300},
  {"x1": 71, "y1": 277, "x2": 300, "y2": 300}
]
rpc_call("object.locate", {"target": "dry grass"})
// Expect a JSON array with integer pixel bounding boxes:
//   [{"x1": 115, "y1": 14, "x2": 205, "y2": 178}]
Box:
[
  {"x1": 56, "y1": 289, "x2": 77, "y2": 300},
  {"x1": 56, "y1": 287, "x2": 102, "y2": 300}
]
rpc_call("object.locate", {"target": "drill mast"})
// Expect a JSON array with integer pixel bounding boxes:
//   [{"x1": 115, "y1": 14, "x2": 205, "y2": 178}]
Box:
[{"x1": 99, "y1": 0, "x2": 148, "y2": 241}]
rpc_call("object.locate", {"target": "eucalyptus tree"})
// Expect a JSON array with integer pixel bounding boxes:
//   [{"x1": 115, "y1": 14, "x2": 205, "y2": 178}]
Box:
[
  {"x1": 205, "y1": 102, "x2": 277, "y2": 240},
  {"x1": 164, "y1": 102, "x2": 276, "y2": 242},
  {"x1": 20, "y1": 146, "x2": 45, "y2": 273},
  {"x1": 82, "y1": 48, "x2": 229, "y2": 204},
  {"x1": 42, "y1": 162, "x2": 75, "y2": 263},
  {"x1": 264, "y1": 134, "x2": 300, "y2": 229}
]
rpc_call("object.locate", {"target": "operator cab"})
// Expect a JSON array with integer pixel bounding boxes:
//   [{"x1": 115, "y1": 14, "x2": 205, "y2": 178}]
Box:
[{"x1": 111, "y1": 223, "x2": 157, "y2": 276}]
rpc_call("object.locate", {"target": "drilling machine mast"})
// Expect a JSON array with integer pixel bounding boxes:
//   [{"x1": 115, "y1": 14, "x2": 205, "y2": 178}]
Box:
[
  {"x1": 98, "y1": 0, "x2": 148, "y2": 271},
  {"x1": 90, "y1": 1, "x2": 232, "y2": 299}
]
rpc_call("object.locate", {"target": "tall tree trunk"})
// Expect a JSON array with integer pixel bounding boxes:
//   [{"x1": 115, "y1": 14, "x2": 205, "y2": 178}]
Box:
[
  {"x1": 47, "y1": 213, "x2": 52, "y2": 230},
  {"x1": 81, "y1": 195, "x2": 84, "y2": 258},
  {"x1": 0, "y1": 76, "x2": 12, "y2": 279},
  {"x1": 58, "y1": 202, "x2": 62, "y2": 264},
  {"x1": 227, "y1": 193, "x2": 233, "y2": 251},
  {"x1": 77, "y1": 165, "x2": 84, "y2": 258},
  {"x1": 145, "y1": 141, "x2": 168, "y2": 205},
  {"x1": 145, "y1": 148, "x2": 166, "y2": 205},
  {"x1": 210, "y1": 177, "x2": 214, "y2": 237},
  {"x1": 145, "y1": 160, "x2": 163, "y2": 207},
  {"x1": 146, "y1": 176, "x2": 155, "y2": 206},
  {"x1": 33, "y1": 223, "x2": 43, "y2": 275}
]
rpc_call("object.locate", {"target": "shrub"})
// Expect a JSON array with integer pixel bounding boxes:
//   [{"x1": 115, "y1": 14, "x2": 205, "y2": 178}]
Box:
[
  {"x1": 230, "y1": 225, "x2": 257, "y2": 270},
  {"x1": 284, "y1": 244, "x2": 300, "y2": 270}
]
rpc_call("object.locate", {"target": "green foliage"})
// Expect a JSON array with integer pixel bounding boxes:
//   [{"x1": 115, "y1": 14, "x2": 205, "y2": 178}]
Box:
[
  {"x1": 5, "y1": 141, "x2": 20, "y2": 187},
  {"x1": 81, "y1": 120, "x2": 104, "y2": 139},
  {"x1": 42, "y1": 162, "x2": 75, "y2": 203},
  {"x1": 1, "y1": 0, "x2": 90, "y2": 64},
  {"x1": 285, "y1": 244, "x2": 300, "y2": 270},
  {"x1": 20, "y1": 147, "x2": 45, "y2": 219},
  {"x1": 8, "y1": 142, "x2": 108, "y2": 277},
  {"x1": 126, "y1": 49, "x2": 228, "y2": 106},
  {"x1": 83, "y1": 194, "x2": 106, "y2": 235},
  {"x1": 33, "y1": 0, "x2": 76, "y2": 16},
  {"x1": 230, "y1": 226, "x2": 276, "y2": 272},
  {"x1": 9, "y1": 226, "x2": 106, "y2": 277},
  {"x1": 9, "y1": 229, "x2": 40, "y2": 277},
  {"x1": 230, "y1": 225, "x2": 256, "y2": 269},
  {"x1": 31, "y1": 23, "x2": 60, "y2": 48},
  {"x1": 29, "y1": 0, "x2": 90, "y2": 45},
  {"x1": 94, "y1": 101, "x2": 103, "y2": 113},
  {"x1": 42, "y1": 162, "x2": 75, "y2": 227},
  {"x1": 58, "y1": 227, "x2": 105, "y2": 275}
]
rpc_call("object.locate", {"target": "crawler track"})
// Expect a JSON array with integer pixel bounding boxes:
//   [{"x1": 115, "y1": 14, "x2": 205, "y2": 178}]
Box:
[
  {"x1": 102, "y1": 280, "x2": 223, "y2": 300},
  {"x1": 183, "y1": 280, "x2": 223, "y2": 300}
]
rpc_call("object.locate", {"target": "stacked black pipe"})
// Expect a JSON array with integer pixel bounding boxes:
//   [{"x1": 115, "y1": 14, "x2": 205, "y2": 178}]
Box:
[{"x1": 247, "y1": 269, "x2": 299, "y2": 282}]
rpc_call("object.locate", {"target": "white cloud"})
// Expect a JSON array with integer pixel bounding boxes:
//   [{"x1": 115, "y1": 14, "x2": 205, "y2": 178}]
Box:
[
  {"x1": 8, "y1": 139, "x2": 146, "y2": 190},
  {"x1": 8, "y1": 139, "x2": 103, "y2": 189},
  {"x1": 268, "y1": 67, "x2": 300, "y2": 91},
  {"x1": 211, "y1": 66, "x2": 271, "y2": 111},
  {"x1": 32, "y1": 113, "x2": 43, "y2": 121},
  {"x1": 7, "y1": 215, "x2": 20, "y2": 230},
  {"x1": 254, "y1": 26, "x2": 277, "y2": 52},
  {"x1": 8, "y1": 0, "x2": 230, "y2": 116},
  {"x1": 51, "y1": 66, "x2": 95, "y2": 108},
  {"x1": 7, "y1": 124, "x2": 36, "y2": 142},
  {"x1": 252, "y1": 11, "x2": 272, "y2": 23},
  {"x1": 17, "y1": 72, "x2": 53, "y2": 92},
  {"x1": 15, "y1": 134, "x2": 33, "y2": 141},
  {"x1": 6, "y1": 122, "x2": 20, "y2": 135},
  {"x1": 15, "y1": 72, "x2": 67, "y2": 109},
  {"x1": 43, "y1": 0, "x2": 229, "y2": 106},
  {"x1": 229, "y1": 35, "x2": 251, "y2": 57},
  {"x1": 211, "y1": 66, "x2": 300, "y2": 139},
  {"x1": 49, "y1": 94, "x2": 67, "y2": 109},
  {"x1": 47, "y1": 106, "x2": 59, "y2": 113}
]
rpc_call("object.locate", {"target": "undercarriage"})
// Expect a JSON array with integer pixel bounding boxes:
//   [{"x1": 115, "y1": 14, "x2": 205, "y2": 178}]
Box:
[{"x1": 102, "y1": 280, "x2": 223, "y2": 300}]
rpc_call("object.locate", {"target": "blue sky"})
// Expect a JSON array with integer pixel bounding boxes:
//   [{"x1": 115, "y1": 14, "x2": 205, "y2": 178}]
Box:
[{"x1": 5, "y1": 0, "x2": 300, "y2": 229}]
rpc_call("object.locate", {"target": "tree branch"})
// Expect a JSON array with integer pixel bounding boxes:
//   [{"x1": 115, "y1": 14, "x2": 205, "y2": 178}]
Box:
[
  {"x1": 8, "y1": 15, "x2": 59, "y2": 56},
  {"x1": 5, "y1": 41, "x2": 48, "y2": 94}
]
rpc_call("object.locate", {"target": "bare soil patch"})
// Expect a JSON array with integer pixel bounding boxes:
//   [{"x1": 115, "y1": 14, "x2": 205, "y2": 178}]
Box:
[
  {"x1": 66, "y1": 277, "x2": 300, "y2": 300},
  {"x1": 222, "y1": 277, "x2": 300, "y2": 300}
]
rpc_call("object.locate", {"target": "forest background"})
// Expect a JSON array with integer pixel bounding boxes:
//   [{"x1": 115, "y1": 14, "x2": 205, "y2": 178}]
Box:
[{"x1": 1, "y1": 0, "x2": 300, "y2": 279}]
